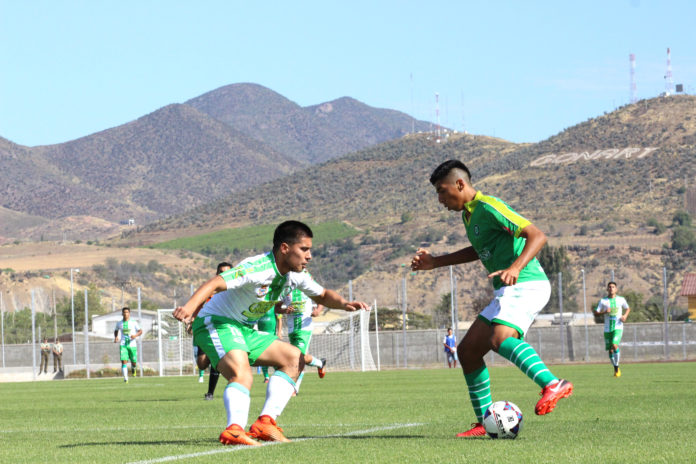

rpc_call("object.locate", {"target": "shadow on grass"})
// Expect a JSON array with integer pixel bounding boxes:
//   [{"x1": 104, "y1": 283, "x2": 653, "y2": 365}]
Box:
[{"x1": 60, "y1": 438, "x2": 216, "y2": 448}]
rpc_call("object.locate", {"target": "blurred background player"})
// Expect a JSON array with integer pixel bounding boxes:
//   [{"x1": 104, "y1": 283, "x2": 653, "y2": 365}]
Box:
[
  {"x1": 256, "y1": 306, "x2": 283, "y2": 383},
  {"x1": 411, "y1": 160, "x2": 573, "y2": 438},
  {"x1": 194, "y1": 261, "x2": 231, "y2": 399},
  {"x1": 113, "y1": 307, "x2": 142, "y2": 383},
  {"x1": 443, "y1": 328, "x2": 457, "y2": 368},
  {"x1": 593, "y1": 281, "x2": 630, "y2": 377},
  {"x1": 277, "y1": 285, "x2": 327, "y2": 392},
  {"x1": 173, "y1": 220, "x2": 370, "y2": 446}
]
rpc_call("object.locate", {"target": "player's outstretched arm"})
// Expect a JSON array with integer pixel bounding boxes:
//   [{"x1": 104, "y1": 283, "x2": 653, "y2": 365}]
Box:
[
  {"x1": 173, "y1": 275, "x2": 227, "y2": 322},
  {"x1": 312, "y1": 289, "x2": 370, "y2": 312},
  {"x1": 411, "y1": 246, "x2": 478, "y2": 271}
]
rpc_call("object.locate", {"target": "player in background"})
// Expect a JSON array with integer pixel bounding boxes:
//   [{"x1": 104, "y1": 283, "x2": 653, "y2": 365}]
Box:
[
  {"x1": 113, "y1": 307, "x2": 142, "y2": 383},
  {"x1": 593, "y1": 281, "x2": 630, "y2": 377},
  {"x1": 174, "y1": 220, "x2": 370, "y2": 446},
  {"x1": 256, "y1": 306, "x2": 283, "y2": 383},
  {"x1": 276, "y1": 285, "x2": 327, "y2": 391},
  {"x1": 443, "y1": 327, "x2": 457, "y2": 368},
  {"x1": 410, "y1": 160, "x2": 573, "y2": 438},
  {"x1": 194, "y1": 262, "x2": 231, "y2": 399}
]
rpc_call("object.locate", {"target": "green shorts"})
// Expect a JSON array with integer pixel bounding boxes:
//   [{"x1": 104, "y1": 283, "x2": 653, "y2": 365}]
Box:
[
  {"x1": 120, "y1": 345, "x2": 137, "y2": 363},
  {"x1": 288, "y1": 329, "x2": 312, "y2": 355},
  {"x1": 604, "y1": 330, "x2": 623, "y2": 350},
  {"x1": 192, "y1": 315, "x2": 276, "y2": 369}
]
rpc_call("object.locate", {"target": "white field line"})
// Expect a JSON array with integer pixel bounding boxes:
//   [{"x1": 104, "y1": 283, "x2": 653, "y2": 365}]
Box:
[{"x1": 126, "y1": 422, "x2": 424, "y2": 464}]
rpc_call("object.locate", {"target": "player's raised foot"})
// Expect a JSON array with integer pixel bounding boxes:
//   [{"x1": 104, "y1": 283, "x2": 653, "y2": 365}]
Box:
[
  {"x1": 318, "y1": 358, "x2": 327, "y2": 379},
  {"x1": 248, "y1": 415, "x2": 290, "y2": 442},
  {"x1": 614, "y1": 368, "x2": 621, "y2": 378},
  {"x1": 456, "y1": 423, "x2": 486, "y2": 437},
  {"x1": 535, "y1": 379, "x2": 573, "y2": 415},
  {"x1": 204, "y1": 393, "x2": 214, "y2": 400},
  {"x1": 219, "y1": 424, "x2": 261, "y2": 446}
]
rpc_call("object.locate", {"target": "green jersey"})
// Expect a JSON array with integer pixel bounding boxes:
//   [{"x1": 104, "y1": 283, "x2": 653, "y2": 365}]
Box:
[
  {"x1": 596, "y1": 296, "x2": 629, "y2": 332},
  {"x1": 462, "y1": 191, "x2": 548, "y2": 290},
  {"x1": 115, "y1": 320, "x2": 140, "y2": 347}
]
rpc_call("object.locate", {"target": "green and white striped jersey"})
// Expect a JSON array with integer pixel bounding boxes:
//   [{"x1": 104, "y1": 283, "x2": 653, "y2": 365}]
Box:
[
  {"x1": 115, "y1": 320, "x2": 140, "y2": 347},
  {"x1": 198, "y1": 252, "x2": 324, "y2": 326},
  {"x1": 462, "y1": 191, "x2": 548, "y2": 290},
  {"x1": 596, "y1": 296, "x2": 629, "y2": 332}
]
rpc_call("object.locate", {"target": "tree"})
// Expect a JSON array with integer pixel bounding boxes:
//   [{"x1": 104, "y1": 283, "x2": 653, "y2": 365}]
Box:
[
  {"x1": 431, "y1": 293, "x2": 454, "y2": 329},
  {"x1": 671, "y1": 226, "x2": 696, "y2": 252},
  {"x1": 56, "y1": 283, "x2": 105, "y2": 330},
  {"x1": 537, "y1": 245, "x2": 578, "y2": 313}
]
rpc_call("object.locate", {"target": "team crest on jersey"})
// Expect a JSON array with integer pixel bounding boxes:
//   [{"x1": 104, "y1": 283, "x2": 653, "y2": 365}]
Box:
[
  {"x1": 256, "y1": 285, "x2": 269, "y2": 297},
  {"x1": 474, "y1": 224, "x2": 480, "y2": 236},
  {"x1": 479, "y1": 248, "x2": 491, "y2": 261}
]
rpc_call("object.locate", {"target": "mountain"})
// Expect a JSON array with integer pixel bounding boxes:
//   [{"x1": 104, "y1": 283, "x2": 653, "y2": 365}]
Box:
[
  {"x1": 1, "y1": 84, "x2": 431, "y2": 238},
  {"x1": 185, "y1": 83, "x2": 432, "y2": 164}
]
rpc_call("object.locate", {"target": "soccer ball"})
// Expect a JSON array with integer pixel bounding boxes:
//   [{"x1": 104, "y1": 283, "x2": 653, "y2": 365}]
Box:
[{"x1": 482, "y1": 401, "x2": 523, "y2": 439}]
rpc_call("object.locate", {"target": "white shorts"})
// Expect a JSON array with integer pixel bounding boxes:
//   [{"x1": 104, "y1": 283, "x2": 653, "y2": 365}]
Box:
[{"x1": 478, "y1": 280, "x2": 551, "y2": 337}]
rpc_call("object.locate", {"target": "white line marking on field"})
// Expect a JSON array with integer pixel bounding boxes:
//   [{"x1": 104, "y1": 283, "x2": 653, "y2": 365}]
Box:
[{"x1": 126, "y1": 422, "x2": 424, "y2": 464}]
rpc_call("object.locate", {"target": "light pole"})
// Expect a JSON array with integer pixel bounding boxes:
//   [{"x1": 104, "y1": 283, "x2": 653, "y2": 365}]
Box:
[{"x1": 70, "y1": 268, "x2": 80, "y2": 365}]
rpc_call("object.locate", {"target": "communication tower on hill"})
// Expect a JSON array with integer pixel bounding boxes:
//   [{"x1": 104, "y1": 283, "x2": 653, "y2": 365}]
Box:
[
  {"x1": 629, "y1": 53, "x2": 637, "y2": 104},
  {"x1": 664, "y1": 47, "x2": 673, "y2": 96},
  {"x1": 435, "y1": 92, "x2": 441, "y2": 139}
]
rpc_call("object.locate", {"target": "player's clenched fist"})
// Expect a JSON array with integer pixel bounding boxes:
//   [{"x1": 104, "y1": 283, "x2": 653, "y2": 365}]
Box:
[{"x1": 411, "y1": 248, "x2": 435, "y2": 271}]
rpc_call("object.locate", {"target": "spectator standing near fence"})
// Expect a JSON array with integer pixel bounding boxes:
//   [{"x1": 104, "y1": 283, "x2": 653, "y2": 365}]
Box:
[
  {"x1": 40, "y1": 338, "x2": 51, "y2": 374},
  {"x1": 443, "y1": 328, "x2": 457, "y2": 368},
  {"x1": 52, "y1": 340, "x2": 63, "y2": 373},
  {"x1": 593, "y1": 281, "x2": 630, "y2": 377}
]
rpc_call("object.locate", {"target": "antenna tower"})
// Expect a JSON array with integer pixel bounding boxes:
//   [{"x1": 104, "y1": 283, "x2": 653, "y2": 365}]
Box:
[
  {"x1": 435, "y1": 93, "x2": 440, "y2": 139},
  {"x1": 629, "y1": 54, "x2": 637, "y2": 104},
  {"x1": 664, "y1": 47, "x2": 673, "y2": 96}
]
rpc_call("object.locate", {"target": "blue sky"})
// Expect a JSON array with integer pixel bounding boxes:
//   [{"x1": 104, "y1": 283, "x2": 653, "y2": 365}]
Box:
[{"x1": 1, "y1": 0, "x2": 695, "y2": 147}]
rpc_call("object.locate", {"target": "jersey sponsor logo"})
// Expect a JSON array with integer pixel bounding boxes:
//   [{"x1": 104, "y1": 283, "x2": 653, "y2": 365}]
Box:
[
  {"x1": 243, "y1": 301, "x2": 276, "y2": 319},
  {"x1": 256, "y1": 285, "x2": 269, "y2": 297}
]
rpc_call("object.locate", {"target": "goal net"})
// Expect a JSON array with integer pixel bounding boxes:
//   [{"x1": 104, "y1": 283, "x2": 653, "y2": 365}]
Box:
[
  {"x1": 156, "y1": 309, "x2": 195, "y2": 376},
  {"x1": 307, "y1": 310, "x2": 377, "y2": 372}
]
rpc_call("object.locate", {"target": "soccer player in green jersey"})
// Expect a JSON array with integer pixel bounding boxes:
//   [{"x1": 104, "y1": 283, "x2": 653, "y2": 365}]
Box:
[
  {"x1": 276, "y1": 286, "x2": 327, "y2": 390},
  {"x1": 593, "y1": 281, "x2": 630, "y2": 377},
  {"x1": 113, "y1": 307, "x2": 142, "y2": 383},
  {"x1": 256, "y1": 306, "x2": 283, "y2": 383},
  {"x1": 410, "y1": 160, "x2": 573, "y2": 437},
  {"x1": 174, "y1": 221, "x2": 370, "y2": 446}
]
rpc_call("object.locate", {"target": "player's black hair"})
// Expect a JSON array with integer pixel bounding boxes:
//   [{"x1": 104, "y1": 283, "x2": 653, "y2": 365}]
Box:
[
  {"x1": 607, "y1": 281, "x2": 617, "y2": 287},
  {"x1": 429, "y1": 160, "x2": 472, "y2": 185},
  {"x1": 121, "y1": 307, "x2": 130, "y2": 313},
  {"x1": 273, "y1": 221, "x2": 314, "y2": 252},
  {"x1": 216, "y1": 262, "x2": 232, "y2": 275}
]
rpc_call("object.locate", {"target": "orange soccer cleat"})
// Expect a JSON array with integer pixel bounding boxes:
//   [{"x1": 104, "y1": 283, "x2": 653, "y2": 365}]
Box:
[
  {"x1": 219, "y1": 424, "x2": 261, "y2": 446},
  {"x1": 535, "y1": 379, "x2": 574, "y2": 415},
  {"x1": 456, "y1": 423, "x2": 487, "y2": 437},
  {"x1": 318, "y1": 358, "x2": 327, "y2": 379},
  {"x1": 248, "y1": 415, "x2": 290, "y2": 442}
]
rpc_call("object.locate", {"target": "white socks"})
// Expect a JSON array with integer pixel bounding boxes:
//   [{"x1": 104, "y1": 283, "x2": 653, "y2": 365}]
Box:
[
  {"x1": 259, "y1": 372, "x2": 296, "y2": 420},
  {"x1": 224, "y1": 383, "x2": 251, "y2": 428}
]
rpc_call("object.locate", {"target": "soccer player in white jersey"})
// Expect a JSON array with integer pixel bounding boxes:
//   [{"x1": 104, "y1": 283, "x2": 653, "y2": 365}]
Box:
[
  {"x1": 276, "y1": 284, "x2": 327, "y2": 391},
  {"x1": 593, "y1": 281, "x2": 630, "y2": 377},
  {"x1": 113, "y1": 307, "x2": 142, "y2": 383},
  {"x1": 174, "y1": 221, "x2": 370, "y2": 446}
]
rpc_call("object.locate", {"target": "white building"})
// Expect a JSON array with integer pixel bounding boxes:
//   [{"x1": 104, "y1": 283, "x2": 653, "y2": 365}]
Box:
[{"x1": 91, "y1": 309, "x2": 158, "y2": 339}]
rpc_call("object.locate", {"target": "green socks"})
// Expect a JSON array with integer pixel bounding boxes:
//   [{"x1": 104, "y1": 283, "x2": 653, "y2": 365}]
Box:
[
  {"x1": 464, "y1": 365, "x2": 492, "y2": 423},
  {"x1": 498, "y1": 337, "x2": 557, "y2": 388}
]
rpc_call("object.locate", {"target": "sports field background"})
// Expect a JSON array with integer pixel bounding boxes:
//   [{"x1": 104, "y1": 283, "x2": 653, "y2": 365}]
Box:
[{"x1": 2, "y1": 362, "x2": 694, "y2": 464}]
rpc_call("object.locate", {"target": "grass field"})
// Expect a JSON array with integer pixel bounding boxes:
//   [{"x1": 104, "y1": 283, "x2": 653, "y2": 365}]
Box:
[
  {"x1": 2, "y1": 362, "x2": 695, "y2": 463},
  {"x1": 151, "y1": 221, "x2": 359, "y2": 254}
]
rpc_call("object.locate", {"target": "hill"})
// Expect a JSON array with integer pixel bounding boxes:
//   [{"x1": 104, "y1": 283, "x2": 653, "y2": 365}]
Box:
[
  {"x1": 119, "y1": 96, "x2": 696, "y2": 321},
  {"x1": 0, "y1": 84, "x2": 431, "y2": 241},
  {"x1": 185, "y1": 83, "x2": 432, "y2": 164}
]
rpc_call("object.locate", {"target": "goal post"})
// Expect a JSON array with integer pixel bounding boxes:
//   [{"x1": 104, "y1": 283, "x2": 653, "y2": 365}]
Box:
[
  {"x1": 309, "y1": 310, "x2": 377, "y2": 372},
  {"x1": 156, "y1": 309, "x2": 195, "y2": 376}
]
